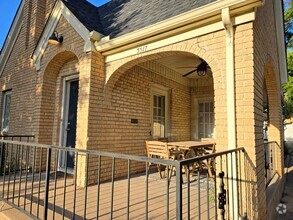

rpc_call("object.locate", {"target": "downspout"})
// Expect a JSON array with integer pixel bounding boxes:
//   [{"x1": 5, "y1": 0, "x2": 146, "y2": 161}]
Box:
[{"x1": 221, "y1": 8, "x2": 239, "y2": 219}]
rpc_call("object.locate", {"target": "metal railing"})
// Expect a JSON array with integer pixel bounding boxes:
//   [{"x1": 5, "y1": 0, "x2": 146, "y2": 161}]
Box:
[
  {"x1": 0, "y1": 135, "x2": 35, "y2": 142},
  {"x1": 0, "y1": 140, "x2": 256, "y2": 220},
  {"x1": 0, "y1": 135, "x2": 34, "y2": 175},
  {"x1": 264, "y1": 141, "x2": 280, "y2": 186}
]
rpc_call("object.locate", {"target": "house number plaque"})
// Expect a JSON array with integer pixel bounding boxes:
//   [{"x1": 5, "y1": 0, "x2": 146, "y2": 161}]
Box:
[{"x1": 137, "y1": 45, "x2": 148, "y2": 54}]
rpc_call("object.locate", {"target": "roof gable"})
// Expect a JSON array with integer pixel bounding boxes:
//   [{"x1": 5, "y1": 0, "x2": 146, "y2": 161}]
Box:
[
  {"x1": 61, "y1": 0, "x2": 217, "y2": 38},
  {"x1": 61, "y1": 0, "x2": 104, "y2": 33},
  {"x1": 32, "y1": 0, "x2": 102, "y2": 71},
  {"x1": 0, "y1": 1, "x2": 24, "y2": 75}
]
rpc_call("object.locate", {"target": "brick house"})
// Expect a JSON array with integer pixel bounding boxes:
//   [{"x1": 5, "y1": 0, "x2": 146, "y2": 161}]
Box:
[{"x1": 0, "y1": 0, "x2": 287, "y2": 219}]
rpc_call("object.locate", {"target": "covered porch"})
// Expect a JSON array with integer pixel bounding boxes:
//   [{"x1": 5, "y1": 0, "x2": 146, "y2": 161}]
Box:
[{"x1": 0, "y1": 139, "x2": 255, "y2": 220}]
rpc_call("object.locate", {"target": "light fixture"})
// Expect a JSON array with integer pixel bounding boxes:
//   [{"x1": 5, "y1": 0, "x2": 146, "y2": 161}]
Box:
[
  {"x1": 48, "y1": 31, "x2": 63, "y2": 45},
  {"x1": 196, "y1": 61, "x2": 208, "y2": 76}
]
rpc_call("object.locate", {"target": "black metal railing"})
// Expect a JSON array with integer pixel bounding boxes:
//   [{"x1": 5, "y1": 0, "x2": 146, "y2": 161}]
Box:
[
  {"x1": 0, "y1": 140, "x2": 256, "y2": 220},
  {"x1": 264, "y1": 141, "x2": 280, "y2": 186},
  {"x1": 0, "y1": 135, "x2": 35, "y2": 142},
  {"x1": 0, "y1": 135, "x2": 34, "y2": 175}
]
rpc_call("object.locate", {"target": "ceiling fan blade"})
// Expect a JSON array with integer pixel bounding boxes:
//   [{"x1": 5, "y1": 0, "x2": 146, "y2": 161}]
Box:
[
  {"x1": 176, "y1": 67, "x2": 197, "y2": 69},
  {"x1": 182, "y1": 69, "x2": 197, "y2": 77}
]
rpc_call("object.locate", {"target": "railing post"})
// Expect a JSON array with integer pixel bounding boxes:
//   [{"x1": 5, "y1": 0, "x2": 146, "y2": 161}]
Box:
[
  {"x1": 43, "y1": 148, "x2": 52, "y2": 220},
  {"x1": 176, "y1": 162, "x2": 182, "y2": 220}
]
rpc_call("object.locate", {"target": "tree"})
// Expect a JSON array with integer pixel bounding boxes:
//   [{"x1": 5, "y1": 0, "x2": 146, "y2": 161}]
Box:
[
  {"x1": 283, "y1": 1, "x2": 293, "y2": 119},
  {"x1": 285, "y1": 0, "x2": 293, "y2": 48}
]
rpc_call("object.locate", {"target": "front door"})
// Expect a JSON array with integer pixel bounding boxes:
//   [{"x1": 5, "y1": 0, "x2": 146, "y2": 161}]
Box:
[{"x1": 60, "y1": 78, "x2": 79, "y2": 171}]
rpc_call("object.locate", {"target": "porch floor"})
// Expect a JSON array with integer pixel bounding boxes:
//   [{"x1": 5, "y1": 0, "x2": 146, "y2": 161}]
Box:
[{"x1": 0, "y1": 170, "x2": 216, "y2": 219}]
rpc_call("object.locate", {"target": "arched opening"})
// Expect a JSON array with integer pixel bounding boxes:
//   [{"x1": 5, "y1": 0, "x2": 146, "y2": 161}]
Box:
[
  {"x1": 101, "y1": 51, "x2": 216, "y2": 157},
  {"x1": 263, "y1": 61, "x2": 283, "y2": 183},
  {"x1": 38, "y1": 51, "x2": 79, "y2": 146}
]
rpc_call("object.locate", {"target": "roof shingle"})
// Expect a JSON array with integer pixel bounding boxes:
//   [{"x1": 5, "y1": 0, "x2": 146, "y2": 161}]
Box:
[{"x1": 62, "y1": 0, "x2": 217, "y2": 38}]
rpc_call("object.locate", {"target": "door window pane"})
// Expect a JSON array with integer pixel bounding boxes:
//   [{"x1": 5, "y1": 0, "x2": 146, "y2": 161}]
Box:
[
  {"x1": 198, "y1": 102, "x2": 214, "y2": 138},
  {"x1": 2, "y1": 91, "x2": 12, "y2": 132}
]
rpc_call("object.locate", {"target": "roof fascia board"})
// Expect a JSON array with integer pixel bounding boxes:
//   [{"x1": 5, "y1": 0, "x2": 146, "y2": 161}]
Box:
[
  {"x1": 61, "y1": 3, "x2": 93, "y2": 52},
  {"x1": 104, "y1": 11, "x2": 256, "y2": 63},
  {"x1": 96, "y1": 0, "x2": 263, "y2": 53},
  {"x1": 32, "y1": 0, "x2": 94, "y2": 71},
  {"x1": 32, "y1": 1, "x2": 63, "y2": 68},
  {"x1": 274, "y1": 0, "x2": 288, "y2": 84},
  {"x1": 0, "y1": 1, "x2": 24, "y2": 75}
]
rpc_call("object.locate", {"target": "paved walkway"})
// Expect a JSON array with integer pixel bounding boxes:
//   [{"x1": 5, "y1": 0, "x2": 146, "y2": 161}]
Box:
[{"x1": 276, "y1": 155, "x2": 293, "y2": 219}]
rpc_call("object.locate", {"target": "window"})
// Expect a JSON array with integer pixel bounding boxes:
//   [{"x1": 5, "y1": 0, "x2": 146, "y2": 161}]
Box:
[
  {"x1": 198, "y1": 101, "x2": 214, "y2": 138},
  {"x1": 153, "y1": 95, "x2": 166, "y2": 138},
  {"x1": 2, "y1": 91, "x2": 12, "y2": 133},
  {"x1": 151, "y1": 85, "x2": 169, "y2": 139}
]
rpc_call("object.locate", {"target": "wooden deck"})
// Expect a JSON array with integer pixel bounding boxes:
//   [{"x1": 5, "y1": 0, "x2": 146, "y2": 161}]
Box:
[{"x1": 0, "y1": 170, "x2": 216, "y2": 219}]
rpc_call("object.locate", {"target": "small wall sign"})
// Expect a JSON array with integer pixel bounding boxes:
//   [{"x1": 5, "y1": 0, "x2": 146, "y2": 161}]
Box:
[{"x1": 131, "y1": 119, "x2": 138, "y2": 124}]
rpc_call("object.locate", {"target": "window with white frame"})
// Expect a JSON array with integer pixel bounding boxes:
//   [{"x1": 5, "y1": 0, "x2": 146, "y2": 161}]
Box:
[
  {"x1": 151, "y1": 85, "x2": 169, "y2": 139},
  {"x1": 2, "y1": 90, "x2": 12, "y2": 133},
  {"x1": 198, "y1": 101, "x2": 214, "y2": 138},
  {"x1": 153, "y1": 95, "x2": 166, "y2": 138}
]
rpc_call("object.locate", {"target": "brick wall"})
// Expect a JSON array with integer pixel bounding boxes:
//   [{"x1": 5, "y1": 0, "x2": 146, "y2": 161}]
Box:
[
  {"x1": 252, "y1": 0, "x2": 284, "y2": 218},
  {"x1": 0, "y1": 0, "x2": 284, "y2": 218},
  {"x1": 45, "y1": 0, "x2": 57, "y2": 20},
  {"x1": 0, "y1": 0, "x2": 48, "y2": 136},
  {"x1": 105, "y1": 33, "x2": 227, "y2": 151}
]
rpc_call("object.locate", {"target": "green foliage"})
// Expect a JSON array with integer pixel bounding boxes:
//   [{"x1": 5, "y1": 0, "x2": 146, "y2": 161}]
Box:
[
  {"x1": 287, "y1": 52, "x2": 293, "y2": 76},
  {"x1": 283, "y1": 2, "x2": 293, "y2": 118},
  {"x1": 285, "y1": 0, "x2": 293, "y2": 48},
  {"x1": 283, "y1": 75, "x2": 293, "y2": 118}
]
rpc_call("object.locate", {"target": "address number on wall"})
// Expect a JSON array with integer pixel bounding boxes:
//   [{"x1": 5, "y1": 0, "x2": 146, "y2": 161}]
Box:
[{"x1": 137, "y1": 45, "x2": 148, "y2": 54}]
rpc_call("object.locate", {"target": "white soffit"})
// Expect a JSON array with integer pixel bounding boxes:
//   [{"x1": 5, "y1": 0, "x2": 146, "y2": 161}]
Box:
[{"x1": 274, "y1": 0, "x2": 288, "y2": 84}]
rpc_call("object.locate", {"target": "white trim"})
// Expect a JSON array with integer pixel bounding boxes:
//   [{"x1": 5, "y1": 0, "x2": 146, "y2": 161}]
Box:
[
  {"x1": 1, "y1": 90, "x2": 12, "y2": 133},
  {"x1": 96, "y1": 0, "x2": 262, "y2": 58},
  {"x1": 150, "y1": 84, "x2": 170, "y2": 140},
  {"x1": 104, "y1": 11, "x2": 256, "y2": 63},
  {"x1": 32, "y1": 1, "x2": 63, "y2": 70},
  {"x1": 59, "y1": 74, "x2": 79, "y2": 148},
  {"x1": 32, "y1": 0, "x2": 98, "y2": 71},
  {"x1": 197, "y1": 101, "x2": 215, "y2": 139},
  {"x1": 274, "y1": 0, "x2": 288, "y2": 84},
  {"x1": 222, "y1": 7, "x2": 239, "y2": 219},
  {"x1": 58, "y1": 74, "x2": 78, "y2": 173},
  {"x1": 0, "y1": 1, "x2": 24, "y2": 76}
]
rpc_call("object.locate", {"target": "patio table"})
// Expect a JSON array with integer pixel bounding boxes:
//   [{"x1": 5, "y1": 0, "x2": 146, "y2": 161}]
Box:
[
  {"x1": 167, "y1": 141, "x2": 214, "y2": 152},
  {"x1": 167, "y1": 141, "x2": 215, "y2": 176}
]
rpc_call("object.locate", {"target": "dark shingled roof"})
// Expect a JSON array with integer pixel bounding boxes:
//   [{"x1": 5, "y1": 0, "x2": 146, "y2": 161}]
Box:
[{"x1": 62, "y1": 0, "x2": 217, "y2": 38}]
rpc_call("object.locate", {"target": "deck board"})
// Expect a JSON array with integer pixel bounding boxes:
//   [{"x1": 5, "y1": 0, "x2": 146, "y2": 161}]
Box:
[{"x1": 0, "y1": 171, "x2": 216, "y2": 219}]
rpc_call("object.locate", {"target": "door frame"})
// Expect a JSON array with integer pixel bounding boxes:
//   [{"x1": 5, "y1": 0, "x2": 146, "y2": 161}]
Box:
[
  {"x1": 150, "y1": 84, "x2": 170, "y2": 140},
  {"x1": 58, "y1": 74, "x2": 79, "y2": 172}
]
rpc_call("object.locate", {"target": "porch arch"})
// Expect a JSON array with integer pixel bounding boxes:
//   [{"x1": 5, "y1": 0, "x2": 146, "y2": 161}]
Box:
[
  {"x1": 37, "y1": 50, "x2": 80, "y2": 144},
  {"x1": 104, "y1": 46, "x2": 223, "y2": 102},
  {"x1": 105, "y1": 43, "x2": 223, "y2": 87},
  {"x1": 101, "y1": 46, "x2": 223, "y2": 143},
  {"x1": 264, "y1": 61, "x2": 282, "y2": 143},
  {"x1": 263, "y1": 61, "x2": 283, "y2": 175}
]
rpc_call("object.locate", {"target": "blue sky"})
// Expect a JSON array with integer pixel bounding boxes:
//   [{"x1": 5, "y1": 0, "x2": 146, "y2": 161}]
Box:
[{"x1": 0, "y1": 0, "x2": 110, "y2": 50}]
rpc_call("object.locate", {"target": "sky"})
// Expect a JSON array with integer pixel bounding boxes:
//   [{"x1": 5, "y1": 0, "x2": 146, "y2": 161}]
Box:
[{"x1": 0, "y1": 0, "x2": 111, "y2": 50}]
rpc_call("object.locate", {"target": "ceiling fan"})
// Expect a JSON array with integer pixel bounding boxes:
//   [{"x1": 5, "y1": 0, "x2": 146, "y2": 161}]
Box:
[{"x1": 177, "y1": 59, "x2": 211, "y2": 77}]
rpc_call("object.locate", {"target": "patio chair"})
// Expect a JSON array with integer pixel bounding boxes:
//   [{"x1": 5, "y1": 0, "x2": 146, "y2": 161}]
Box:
[
  {"x1": 145, "y1": 141, "x2": 181, "y2": 181},
  {"x1": 201, "y1": 138, "x2": 216, "y2": 177}
]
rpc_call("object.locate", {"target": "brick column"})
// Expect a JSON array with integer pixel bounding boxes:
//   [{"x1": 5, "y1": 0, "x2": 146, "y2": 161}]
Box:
[
  {"x1": 235, "y1": 23, "x2": 266, "y2": 219},
  {"x1": 76, "y1": 51, "x2": 105, "y2": 187}
]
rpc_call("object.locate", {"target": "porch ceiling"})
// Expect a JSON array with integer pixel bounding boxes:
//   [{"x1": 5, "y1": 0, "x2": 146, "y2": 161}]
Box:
[{"x1": 155, "y1": 55, "x2": 212, "y2": 79}]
